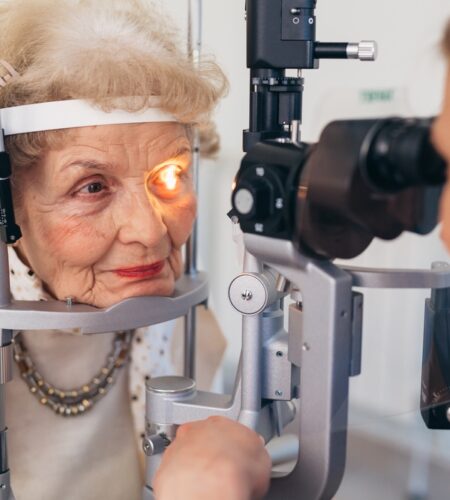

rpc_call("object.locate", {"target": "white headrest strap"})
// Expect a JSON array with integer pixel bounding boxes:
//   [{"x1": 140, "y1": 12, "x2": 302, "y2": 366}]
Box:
[{"x1": 0, "y1": 98, "x2": 177, "y2": 136}]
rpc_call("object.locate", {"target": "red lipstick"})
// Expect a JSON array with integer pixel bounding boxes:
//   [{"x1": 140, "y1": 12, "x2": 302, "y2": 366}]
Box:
[{"x1": 114, "y1": 261, "x2": 165, "y2": 279}]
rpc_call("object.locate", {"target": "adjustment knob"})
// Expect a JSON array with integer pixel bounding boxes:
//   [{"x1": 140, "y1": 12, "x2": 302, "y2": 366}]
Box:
[
  {"x1": 346, "y1": 41, "x2": 378, "y2": 61},
  {"x1": 232, "y1": 179, "x2": 273, "y2": 220},
  {"x1": 142, "y1": 434, "x2": 170, "y2": 456},
  {"x1": 234, "y1": 188, "x2": 254, "y2": 215}
]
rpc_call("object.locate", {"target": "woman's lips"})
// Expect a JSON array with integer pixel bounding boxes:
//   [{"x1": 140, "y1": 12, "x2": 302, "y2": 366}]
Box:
[{"x1": 114, "y1": 261, "x2": 165, "y2": 279}]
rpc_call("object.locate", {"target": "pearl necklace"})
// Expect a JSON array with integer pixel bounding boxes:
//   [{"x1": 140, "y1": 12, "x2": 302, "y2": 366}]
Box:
[{"x1": 13, "y1": 330, "x2": 133, "y2": 417}]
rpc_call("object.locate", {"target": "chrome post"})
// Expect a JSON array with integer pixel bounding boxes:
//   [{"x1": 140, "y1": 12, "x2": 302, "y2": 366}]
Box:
[{"x1": 183, "y1": 0, "x2": 203, "y2": 379}]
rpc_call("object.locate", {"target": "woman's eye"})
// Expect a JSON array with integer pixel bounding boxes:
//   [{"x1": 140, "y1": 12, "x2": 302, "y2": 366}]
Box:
[
  {"x1": 83, "y1": 182, "x2": 103, "y2": 194},
  {"x1": 75, "y1": 179, "x2": 108, "y2": 197},
  {"x1": 148, "y1": 164, "x2": 187, "y2": 199}
]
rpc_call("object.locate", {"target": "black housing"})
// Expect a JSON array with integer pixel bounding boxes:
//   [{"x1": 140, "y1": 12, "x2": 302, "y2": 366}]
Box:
[{"x1": 232, "y1": 118, "x2": 445, "y2": 260}]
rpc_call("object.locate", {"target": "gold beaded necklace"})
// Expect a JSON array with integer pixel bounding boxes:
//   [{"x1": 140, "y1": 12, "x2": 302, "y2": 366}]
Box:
[{"x1": 13, "y1": 330, "x2": 133, "y2": 417}]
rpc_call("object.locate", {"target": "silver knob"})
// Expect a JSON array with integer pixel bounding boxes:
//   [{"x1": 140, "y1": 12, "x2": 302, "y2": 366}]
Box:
[
  {"x1": 347, "y1": 40, "x2": 378, "y2": 61},
  {"x1": 229, "y1": 271, "x2": 278, "y2": 315},
  {"x1": 142, "y1": 434, "x2": 170, "y2": 456}
]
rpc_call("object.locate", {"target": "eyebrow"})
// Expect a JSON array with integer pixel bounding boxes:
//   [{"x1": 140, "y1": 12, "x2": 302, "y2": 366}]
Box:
[
  {"x1": 61, "y1": 158, "x2": 115, "y2": 172},
  {"x1": 165, "y1": 144, "x2": 192, "y2": 159},
  {"x1": 61, "y1": 143, "x2": 192, "y2": 172},
  {"x1": 153, "y1": 142, "x2": 193, "y2": 166}
]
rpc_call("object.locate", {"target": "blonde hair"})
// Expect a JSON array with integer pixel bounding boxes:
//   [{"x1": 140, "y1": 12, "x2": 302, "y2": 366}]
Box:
[{"x1": 0, "y1": 0, "x2": 228, "y2": 167}]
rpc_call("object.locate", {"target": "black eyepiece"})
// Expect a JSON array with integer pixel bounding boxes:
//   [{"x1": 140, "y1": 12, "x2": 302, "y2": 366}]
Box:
[{"x1": 361, "y1": 118, "x2": 446, "y2": 193}]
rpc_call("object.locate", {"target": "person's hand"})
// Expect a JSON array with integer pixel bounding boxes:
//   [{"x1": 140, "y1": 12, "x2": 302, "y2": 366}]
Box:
[{"x1": 153, "y1": 416, "x2": 271, "y2": 500}]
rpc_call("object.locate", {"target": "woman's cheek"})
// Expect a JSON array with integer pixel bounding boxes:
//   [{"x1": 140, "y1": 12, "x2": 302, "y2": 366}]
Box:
[
  {"x1": 165, "y1": 194, "x2": 197, "y2": 247},
  {"x1": 42, "y1": 215, "x2": 113, "y2": 266},
  {"x1": 169, "y1": 249, "x2": 183, "y2": 280}
]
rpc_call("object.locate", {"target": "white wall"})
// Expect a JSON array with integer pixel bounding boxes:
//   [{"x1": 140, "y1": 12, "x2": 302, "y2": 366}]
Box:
[{"x1": 163, "y1": 0, "x2": 450, "y2": 434}]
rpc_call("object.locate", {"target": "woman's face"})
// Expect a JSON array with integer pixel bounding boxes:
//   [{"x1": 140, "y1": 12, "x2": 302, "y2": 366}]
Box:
[
  {"x1": 433, "y1": 68, "x2": 450, "y2": 250},
  {"x1": 15, "y1": 122, "x2": 196, "y2": 308}
]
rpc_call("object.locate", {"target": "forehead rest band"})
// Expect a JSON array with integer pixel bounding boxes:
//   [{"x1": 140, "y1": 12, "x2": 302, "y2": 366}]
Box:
[{"x1": 0, "y1": 98, "x2": 177, "y2": 136}]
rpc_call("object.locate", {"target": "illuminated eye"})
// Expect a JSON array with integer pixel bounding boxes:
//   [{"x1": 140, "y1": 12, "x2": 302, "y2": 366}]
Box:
[
  {"x1": 159, "y1": 164, "x2": 180, "y2": 191},
  {"x1": 148, "y1": 164, "x2": 186, "y2": 199}
]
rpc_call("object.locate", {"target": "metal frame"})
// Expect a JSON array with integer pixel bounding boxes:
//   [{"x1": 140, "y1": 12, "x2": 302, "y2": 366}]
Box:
[
  {"x1": 183, "y1": 0, "x2": 203, "y2": 379},
  {"x1": 142, "y1": 234, "x2": 450, "y2": 500}
]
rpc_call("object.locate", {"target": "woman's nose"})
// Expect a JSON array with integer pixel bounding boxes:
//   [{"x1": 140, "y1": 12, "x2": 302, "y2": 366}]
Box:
[{"x1": 115, "y1": 189, "x2": 168, "y2": 247}]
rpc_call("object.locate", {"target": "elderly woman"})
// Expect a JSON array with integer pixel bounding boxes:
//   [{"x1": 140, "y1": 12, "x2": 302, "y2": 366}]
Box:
[{"x1": 0, "y1": 1, "x2": 271, "y2": 499}]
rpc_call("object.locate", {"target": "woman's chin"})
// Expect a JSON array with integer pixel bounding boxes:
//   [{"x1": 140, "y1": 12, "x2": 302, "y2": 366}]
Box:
[{"x1": 76, "y1": 277, "x2": 176, "y2": 309}]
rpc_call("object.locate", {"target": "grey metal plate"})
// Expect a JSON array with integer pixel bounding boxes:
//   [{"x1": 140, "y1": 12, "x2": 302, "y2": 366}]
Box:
[
  {"x1": 0, "y1": 272, "x2": 208, "y2": 334},
  {"x1": 342, "y1": 265, "x2": 450, "y2": 289}
]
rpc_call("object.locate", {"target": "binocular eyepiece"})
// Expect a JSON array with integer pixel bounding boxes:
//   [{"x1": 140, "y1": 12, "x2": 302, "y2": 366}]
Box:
[
  {"x1": 231, "y1": 117, "x2": 446, "y2": 260},
  {"x1": 362, "y1": 118, "x2": 445, "y2": 193}
]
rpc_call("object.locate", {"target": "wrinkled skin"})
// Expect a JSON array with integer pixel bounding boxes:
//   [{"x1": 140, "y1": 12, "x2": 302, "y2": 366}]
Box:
[
  {"x1": 433, "y1": 68, "x2": 450, "y2": 249},
  {"x1": 15, "y1": 122, "x2": 196, "y2": 308}
]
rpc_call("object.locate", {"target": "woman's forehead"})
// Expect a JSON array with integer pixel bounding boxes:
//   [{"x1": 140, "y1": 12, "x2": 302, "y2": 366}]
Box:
[
  {"x1": 63, "y1": 122, "x2": 190, "y2": 154},
  {"x1": 40, "y1": 122, "x2": 192, "y2": 176}
]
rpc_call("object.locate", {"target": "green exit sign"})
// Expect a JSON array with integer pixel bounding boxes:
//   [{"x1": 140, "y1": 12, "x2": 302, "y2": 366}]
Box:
[{"x1": 360, "y1": 89, "x2": 395, "y2": 103}]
